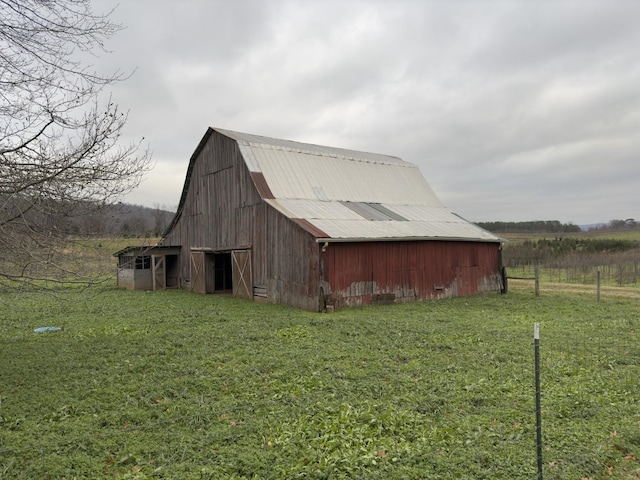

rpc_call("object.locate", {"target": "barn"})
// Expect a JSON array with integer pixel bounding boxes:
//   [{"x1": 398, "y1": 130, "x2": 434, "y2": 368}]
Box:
[{"x1": 116, "y1": 127, "x2": 504, "y2": 311}]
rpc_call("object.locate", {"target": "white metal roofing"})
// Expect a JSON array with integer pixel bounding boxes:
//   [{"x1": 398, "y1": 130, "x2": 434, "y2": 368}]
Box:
[{"x1": 215, "y1": 128, "x2": 501, "y2": 243}]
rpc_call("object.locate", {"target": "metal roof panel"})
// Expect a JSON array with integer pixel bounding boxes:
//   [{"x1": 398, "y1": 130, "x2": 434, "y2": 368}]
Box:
[
  {"x1": 249, "y1": 146, "x2": 441, "y2": 205},
  {"x1": 265, "y1": 199, "x2": 362, "y2": 220},
  {"x1": 216, "y1": 128, "x2": 406, "y2": 166},
  {"x1": 265, "y1": 199, "x2": 500, "y2": 242},
  {"x1": 309, "y1": 218, "x2": 499, "y2": 241},
  {"x1": 211, "y1": 128, "x2": 499, "y2": 242}
]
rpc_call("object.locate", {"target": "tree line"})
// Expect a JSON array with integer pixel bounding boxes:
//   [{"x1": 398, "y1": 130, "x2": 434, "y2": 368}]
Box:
[
  {"x1": 476, "y1": 220, "x2": 581, "y2": 233},
  {"x1": 63, "y1": 203, "x2": 176, "y2": 238},
  {"x1": 477, "y1": 219, "x2": 638, "y2": 234}
]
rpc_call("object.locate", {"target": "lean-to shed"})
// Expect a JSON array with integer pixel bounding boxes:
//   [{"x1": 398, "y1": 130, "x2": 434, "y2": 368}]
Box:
[
  {"x1": 114, "y1": 245, "x2": 181, "y2": 290},
  {"x1": 121, "y1": 127, "x2": 504, "y2": 311}
]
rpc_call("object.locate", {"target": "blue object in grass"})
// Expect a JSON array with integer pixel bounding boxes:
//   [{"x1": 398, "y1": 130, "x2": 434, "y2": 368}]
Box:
[{"x1": 34, "y1": 327, "x2": 62, "y2": 333}]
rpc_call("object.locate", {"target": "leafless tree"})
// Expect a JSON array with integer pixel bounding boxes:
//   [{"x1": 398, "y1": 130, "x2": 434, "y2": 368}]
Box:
[
  {"x1": 152, "y1": 202, "x2": 170, "y2": 236},
  {"x1": 0, "y1": 0, "x2": 151, "y2": 291}
]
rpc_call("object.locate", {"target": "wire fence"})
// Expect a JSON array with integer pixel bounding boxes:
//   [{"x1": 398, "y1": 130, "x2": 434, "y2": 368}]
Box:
[{"x1": 536, "y1": 314, "x2": 640, "y2": 479}]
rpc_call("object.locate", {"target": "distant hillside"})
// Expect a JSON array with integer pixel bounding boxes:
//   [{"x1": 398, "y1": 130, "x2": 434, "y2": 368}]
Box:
[
  {"x1": 65, "y1": 203, "x2": 176, "y2": 238},
  {"x1": 585, "y1": 219, "x2": 638, "y2": 232}
]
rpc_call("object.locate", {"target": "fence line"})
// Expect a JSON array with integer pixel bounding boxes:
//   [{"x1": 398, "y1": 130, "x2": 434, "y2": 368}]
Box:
[
  {"x1": 506, "y1": 266, "x2": 540, "y2": 296},
  {"x1": 535, "y1": 307, "x2": 640, "y2": 479}
]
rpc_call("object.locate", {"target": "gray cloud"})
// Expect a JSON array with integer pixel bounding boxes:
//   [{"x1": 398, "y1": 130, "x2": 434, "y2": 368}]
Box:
[{"x1": 92, "y1": 0, "x2": 640, "y2": 224}]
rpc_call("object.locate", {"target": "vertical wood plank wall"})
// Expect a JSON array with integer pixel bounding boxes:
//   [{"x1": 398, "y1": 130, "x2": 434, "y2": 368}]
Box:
[{"x1": 162, "y1": 131, "x2": 321, "y2": 311}]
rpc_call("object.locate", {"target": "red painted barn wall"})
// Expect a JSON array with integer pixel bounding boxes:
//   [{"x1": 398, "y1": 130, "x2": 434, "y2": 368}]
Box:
[{"x1": 322, "y1": 240, "x2": 502, "y2": 308}]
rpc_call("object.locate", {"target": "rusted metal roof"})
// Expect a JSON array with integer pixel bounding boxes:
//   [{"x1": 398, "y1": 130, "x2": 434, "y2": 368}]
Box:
[{"x1": 214, "y1": 128, "x2": 501, "y2": 243}]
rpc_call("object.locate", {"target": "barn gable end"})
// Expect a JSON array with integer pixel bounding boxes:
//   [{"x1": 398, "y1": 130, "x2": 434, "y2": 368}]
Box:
[{"x1": 117, "y1": 127, "x2": 504, "y2": 311}]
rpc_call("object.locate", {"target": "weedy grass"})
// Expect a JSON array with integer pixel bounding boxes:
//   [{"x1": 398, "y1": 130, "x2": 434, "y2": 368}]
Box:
[{"x1": 0, "y1": 287, "x2": 639, "y2": 479}]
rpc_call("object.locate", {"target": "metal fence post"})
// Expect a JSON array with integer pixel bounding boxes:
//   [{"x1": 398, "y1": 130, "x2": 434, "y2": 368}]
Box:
[{"x1": 534, "y1": 323, "x2": 543, "y2": 480}]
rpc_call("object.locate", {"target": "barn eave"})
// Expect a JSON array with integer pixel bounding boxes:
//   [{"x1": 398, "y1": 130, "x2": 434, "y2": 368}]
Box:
[{"x1": 314, "y1": 235, "x2": 503, "y2": 243}]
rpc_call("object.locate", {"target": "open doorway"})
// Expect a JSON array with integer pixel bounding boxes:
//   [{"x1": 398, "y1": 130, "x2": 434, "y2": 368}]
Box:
[
  {"x1": 152, "y1": 254, "x2": 180, "y2": 290},
  {"x1": 191, "y1": 249, "x2": 251, "y2": 298},
  {"x1": 213, "y1": 252, "x2": 233, "y2": 291},
  {"x1": 165, "y1": 255, "x2": 180, "y2": 288}
]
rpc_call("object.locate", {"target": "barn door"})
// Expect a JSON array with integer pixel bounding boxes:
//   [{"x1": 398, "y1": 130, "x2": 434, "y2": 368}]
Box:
[
  {"x1": 152, "y1": 255, "x2": 166, "y2": 290},
  {"x1": 191, "y1": 251, "x2": 206, "y2": 294},
  {"x1": 231, "y1": 250, "x2": 252, "y2": 300}
]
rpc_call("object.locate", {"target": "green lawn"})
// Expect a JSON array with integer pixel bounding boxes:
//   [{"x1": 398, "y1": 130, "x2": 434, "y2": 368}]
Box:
[{"x1": 1, "y1": 287, "x2": 639, "y2": 479}]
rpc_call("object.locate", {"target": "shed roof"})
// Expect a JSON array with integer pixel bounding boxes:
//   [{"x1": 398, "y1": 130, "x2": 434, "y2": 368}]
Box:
[
  {"x1": 113, "y1": 245, "x2": 181, "y2": 257},
  {"x1": 216, "y1": 128, "x2": 500, "y2": 243}
]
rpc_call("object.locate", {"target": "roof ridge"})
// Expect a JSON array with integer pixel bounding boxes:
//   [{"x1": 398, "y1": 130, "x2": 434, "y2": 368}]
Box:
[{"x1": 214, "y1": 127, "x2": 408, "y2": 166}]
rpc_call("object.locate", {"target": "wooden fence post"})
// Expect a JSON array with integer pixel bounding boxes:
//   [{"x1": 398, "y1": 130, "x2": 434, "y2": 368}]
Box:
[
  {"x1": 501, "y1": 266, "x2": 508, "y2": 294},
  {"x1": 535, "y1": 267, "x2": 540, "y2": 297}
]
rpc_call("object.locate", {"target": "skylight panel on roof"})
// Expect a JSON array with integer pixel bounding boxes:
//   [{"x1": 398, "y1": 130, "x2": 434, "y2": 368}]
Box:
[
  {"x1": 368, "y1": 203, "x2": 409, "y2": 221},
  {"x1": 341, "y1": 202, "x2": 408, "y2": 221}
]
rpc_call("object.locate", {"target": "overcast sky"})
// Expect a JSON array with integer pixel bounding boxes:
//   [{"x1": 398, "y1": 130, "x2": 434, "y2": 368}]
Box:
[{"x1": 92, "y1": 0, "x2": 639, "y2": 225}]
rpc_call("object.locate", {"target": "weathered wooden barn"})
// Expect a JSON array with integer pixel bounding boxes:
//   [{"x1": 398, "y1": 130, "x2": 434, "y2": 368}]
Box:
[{"x1": 116, "y1": 127, "x2": 504, "y2": 311}]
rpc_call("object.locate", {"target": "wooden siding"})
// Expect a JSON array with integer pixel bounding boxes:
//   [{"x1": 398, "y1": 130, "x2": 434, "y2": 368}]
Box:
[
  {"x1": 322, "y1": 240, "x2": 502, "y2": 308},
  {"x1": 162, "y1": 132, "x2": 263, "y2": 284},
  {"x1": 161, "y1": 131, "x2": 322, "y2": 311},
  {"x1": 263, "y1": 209, "x2": 321, "y2": 311}
]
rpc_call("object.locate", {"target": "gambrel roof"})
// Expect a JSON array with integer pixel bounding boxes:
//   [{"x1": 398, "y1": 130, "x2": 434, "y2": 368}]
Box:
[{"x1": 167, "y1": 128, "x2": 501, "y2": 243}]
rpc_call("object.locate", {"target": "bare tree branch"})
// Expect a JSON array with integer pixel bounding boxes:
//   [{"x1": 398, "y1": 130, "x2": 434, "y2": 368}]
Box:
[{"x1": 0, "y1": 0, "x2": 152, "y2": 293}]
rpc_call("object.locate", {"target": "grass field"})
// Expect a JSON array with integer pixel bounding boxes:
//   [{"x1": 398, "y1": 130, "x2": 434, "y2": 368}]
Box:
[{"x1": 1, "y1": 285, "x2": 639, "y2": 479}]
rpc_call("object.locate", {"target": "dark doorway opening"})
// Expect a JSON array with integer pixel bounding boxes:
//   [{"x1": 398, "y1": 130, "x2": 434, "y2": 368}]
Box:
[
  {"x1": 165, "y1": 255, "x2": 179, "y2": 288},
  {"x1": 214, "y1": 252, "x2": 233, "y2": 291}
]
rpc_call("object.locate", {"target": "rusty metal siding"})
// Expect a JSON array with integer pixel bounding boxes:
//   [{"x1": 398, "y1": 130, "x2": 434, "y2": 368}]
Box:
[
  {"x1": 323, "y1": 240, "x2": 501, "y2": 308},
  {"x1": 290, "y1": 218, "x2": 330, "y2": 238},
  {"x1": 249, "y1": 172, "x2": 274, "y2": 199}
]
